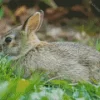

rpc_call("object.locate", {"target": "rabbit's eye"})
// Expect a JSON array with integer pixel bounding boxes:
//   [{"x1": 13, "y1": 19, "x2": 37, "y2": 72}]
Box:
[{"x1": 5, "y1": 37, "x2": 12, "y2": 43}]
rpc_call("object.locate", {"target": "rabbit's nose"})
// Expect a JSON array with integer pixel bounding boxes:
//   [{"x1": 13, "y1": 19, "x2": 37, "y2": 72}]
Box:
[
  {"x1": 9, "y1": 42, "x2": 17, "y2": 47},
  {"x1": 12, "y1": 43, "x2": 17, "y2": 47}
]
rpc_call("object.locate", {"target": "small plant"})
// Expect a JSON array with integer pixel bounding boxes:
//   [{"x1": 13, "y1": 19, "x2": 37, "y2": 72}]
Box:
[{"x1": 0, "y1": 55, "x2": 14, "y2": 80}]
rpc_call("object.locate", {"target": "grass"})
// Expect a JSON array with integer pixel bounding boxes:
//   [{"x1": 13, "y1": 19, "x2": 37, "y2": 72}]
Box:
[{"x1": 0, "y1": 55, "x2": 100, "y2": 100}]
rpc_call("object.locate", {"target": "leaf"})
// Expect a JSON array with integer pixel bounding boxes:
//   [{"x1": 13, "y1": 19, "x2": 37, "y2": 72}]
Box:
[
  {"x1": 41, "y1": 0, "x2": 57, "y2": 8},
  {"x1": 0, "y1": 8, "x2": 4, "y2": 19},
  {"x1": 15, "y1": 6, "x2": 27, "y2": 17},
  {"x1": 96, "y1": 39, "x2": 100, "y2": 51},
  {"x1": 16, "y1": 79, "x2": 30, "y2": 93},
  {"x1": 0, "y1": 0, "x2": 3, "y2": 4}
]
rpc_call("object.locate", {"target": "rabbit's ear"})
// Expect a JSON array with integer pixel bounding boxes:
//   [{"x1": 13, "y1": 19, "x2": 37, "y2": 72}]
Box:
[{"x1": 22, "y1": 10, "x2": 44, "y2": 34}]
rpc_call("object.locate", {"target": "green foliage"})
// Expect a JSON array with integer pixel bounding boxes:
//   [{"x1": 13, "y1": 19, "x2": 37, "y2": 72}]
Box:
[
  {"x1": 88, "y1": 39, "x2": 100, "y2": 52},
  {"x1": 73, "y1": 19, "x2": 100, "y2": 35},
  {"x1": 84, "y1": 19, "x2": 100, "y2": 34},
  {"x1": 96, "y1": 39, "x2": 100, "y2": 52},
  {"x1": 0, "y1": 0, "x2": 2, "y2": 4},
  {"x1": 0, "y1": 56, "x2": 100, "y2": 100},
  {"x1": 0, "y1": 8, "x2": 4, "y2": 18},
  {"x1": 0, "y1": 0, "x2": 4, "y2": 19},
  {"x1": 0, "y1": 55, "x2": 15, "y2": 80}
]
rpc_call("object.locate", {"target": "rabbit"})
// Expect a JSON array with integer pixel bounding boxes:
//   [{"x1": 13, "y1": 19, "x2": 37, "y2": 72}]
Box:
[{"x1": 1, "y1": 10, "x2": 100, "y2": 82}]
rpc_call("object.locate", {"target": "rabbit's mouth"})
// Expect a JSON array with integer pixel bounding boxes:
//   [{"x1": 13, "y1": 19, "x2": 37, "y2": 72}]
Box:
[{"x1": 3, "y1": 46, "x2": 21, "y2": 57}]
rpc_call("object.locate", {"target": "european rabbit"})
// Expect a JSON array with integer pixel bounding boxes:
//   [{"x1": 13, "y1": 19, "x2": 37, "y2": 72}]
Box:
[{"x1": 1, "y1": 10, "x2": 100, "y2": 82}]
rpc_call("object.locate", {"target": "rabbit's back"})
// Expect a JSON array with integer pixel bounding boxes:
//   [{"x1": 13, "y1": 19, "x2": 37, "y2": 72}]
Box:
[
  {"x1": 21, "y1": 42, "x2": 100, "y2": 82},
  {"x1": 2, "y1": 11, "x2": 100, "y2": 82}
]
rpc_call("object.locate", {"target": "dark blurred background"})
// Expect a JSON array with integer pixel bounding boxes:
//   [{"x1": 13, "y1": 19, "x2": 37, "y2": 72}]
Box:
[{"x1": 0, "y1": 0, "x2": 100, "y2": 48}]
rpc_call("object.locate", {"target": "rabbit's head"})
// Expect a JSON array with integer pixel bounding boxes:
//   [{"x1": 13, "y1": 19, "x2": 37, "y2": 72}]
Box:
[{"x1": 1, "y1": 10, "x2": 44, "y2": 58}]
